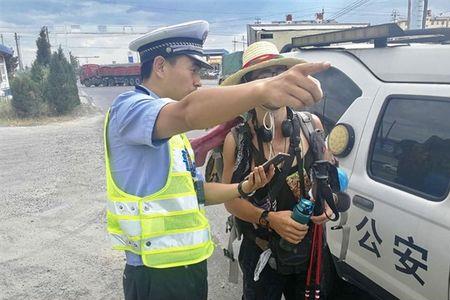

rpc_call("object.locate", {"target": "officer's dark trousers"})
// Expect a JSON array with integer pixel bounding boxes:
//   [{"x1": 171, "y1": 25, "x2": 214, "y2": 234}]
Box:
[
  {"x1": 239, "y1": 238, "x2": 307, "y2": 300},
  {"x1": 123, "y1": 260, "x2": 208, "y2": 300}
]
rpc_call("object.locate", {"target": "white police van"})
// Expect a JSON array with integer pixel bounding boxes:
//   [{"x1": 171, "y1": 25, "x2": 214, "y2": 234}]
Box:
[{"x1": 283, "y1": 24, "x2": 450, "y2": 300}]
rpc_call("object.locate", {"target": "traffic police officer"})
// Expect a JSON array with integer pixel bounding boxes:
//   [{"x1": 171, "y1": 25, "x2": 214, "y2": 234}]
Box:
[{"x1": 104, "y1": 20, "x2": 330, "y2": 300}]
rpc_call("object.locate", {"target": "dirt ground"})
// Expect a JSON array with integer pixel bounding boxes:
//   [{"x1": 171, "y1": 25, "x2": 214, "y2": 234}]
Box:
[
  {"x1": 0, "y1": 103, "x2": 242, "y2": 300},
  {"x1": 0, "y1": 95, "x2": 370, "y2": 300}
]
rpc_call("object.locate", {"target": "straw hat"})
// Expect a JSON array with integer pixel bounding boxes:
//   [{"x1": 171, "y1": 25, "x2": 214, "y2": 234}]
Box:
[{"x1": 221, "y1": 41, "x2": 306, "y2": 86}]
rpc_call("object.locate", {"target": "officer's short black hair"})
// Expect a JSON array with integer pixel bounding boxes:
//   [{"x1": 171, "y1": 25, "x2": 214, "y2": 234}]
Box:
[
  {"x1": 141, "y1": 60, "x2": 153, "y2": 81},
  {"x1": 141, "y1": 55, "x2": 181, "y2": 81}
]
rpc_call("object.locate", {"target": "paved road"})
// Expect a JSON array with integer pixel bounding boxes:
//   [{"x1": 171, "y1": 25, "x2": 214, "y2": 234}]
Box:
[{"x1": 79, "y1": 79, "x2": 218, "y2": 113}]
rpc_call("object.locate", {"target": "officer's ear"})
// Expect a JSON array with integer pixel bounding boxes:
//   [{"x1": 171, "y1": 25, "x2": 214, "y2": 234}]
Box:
[{"x1": 152, "y1": 56, "x2": 167, "y2": 79}]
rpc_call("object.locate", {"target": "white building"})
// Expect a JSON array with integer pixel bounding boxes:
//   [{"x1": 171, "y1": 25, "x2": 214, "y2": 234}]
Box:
[
  {"x1": 397, "y1": 10, "x2": 450, "y2": 30},
  {"x1": 0, "y1": 44, "x2": 13, "y2": 100},
  {"x1": 247, "y1": 14, "x2": 369, "y2": 51}
]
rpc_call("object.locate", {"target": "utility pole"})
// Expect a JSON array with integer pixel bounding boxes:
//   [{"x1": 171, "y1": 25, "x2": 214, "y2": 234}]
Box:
[
  {"x1": 65, "y1": 25, "x2": 69, "y2": 56},
  {"x1": 408, "y1": 0, "x2": 429, "y2": 29},
  {"x1": 255, "y1": 17, "x2": 261, "y2": 24},
  {"x1": 232, "y1": 37, "x2": 238, "y2": 52},
  {"x1": 14, "y1": 33, "x2": 24, "y2": 70},
  {"x1": 0, "y1": 34, "x2": 4, "y2": 44},
  {"x1": 422, "y1": 0, "x2": 429, "y2": 29},
  {"x1": 241, "y1": 35, "x2": 246, "y2": 51}
]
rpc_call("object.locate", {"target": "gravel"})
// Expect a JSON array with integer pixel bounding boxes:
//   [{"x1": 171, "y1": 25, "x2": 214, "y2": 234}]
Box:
[{"x1": 0, "y1": 102, "x2": 242, "y2": 299}]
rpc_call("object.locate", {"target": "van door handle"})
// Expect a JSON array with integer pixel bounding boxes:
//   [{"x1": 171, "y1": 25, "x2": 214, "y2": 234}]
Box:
[{"x1": 353, "y1": 195, "x2": 374, "y2": 212}]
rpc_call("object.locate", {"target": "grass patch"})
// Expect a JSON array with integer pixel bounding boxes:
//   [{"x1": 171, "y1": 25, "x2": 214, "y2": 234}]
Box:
[
  {"x1": 0, "y1": 99, "x2": 101, "y2": 127},
  {"x1": 0, "y1": 100, "x2": 17, "y2": 124}
]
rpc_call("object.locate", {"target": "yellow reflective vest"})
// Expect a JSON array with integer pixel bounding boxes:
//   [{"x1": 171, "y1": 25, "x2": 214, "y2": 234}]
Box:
[{"x1": 104, "y1": 110, "x2": 214, "y2": 268}]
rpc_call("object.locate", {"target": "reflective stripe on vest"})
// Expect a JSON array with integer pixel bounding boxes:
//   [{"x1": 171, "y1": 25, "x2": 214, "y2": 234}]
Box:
[
  {"x1": 111, "y1": 227, "x2": 210, "y2": 252},
  {"x1": 107, "y1": 194, "x2": 199, "y2": 216},
  {"x1": 104, "y1": 103, "x2": 214, "y2": 268}
]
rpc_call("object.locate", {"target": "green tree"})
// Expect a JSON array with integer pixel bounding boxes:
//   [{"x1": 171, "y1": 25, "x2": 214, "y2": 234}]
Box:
[
  {"x1": 36, "y1": 26, "x2": 51, "y2": 66},
  {"x1": 10, "y1": 73, "x2": 45, "y2": 118},
  {"x1": 30, "y1": 60, "x2": 46, "y2": 83},
  {"x1": 69, "y1": 52, "x2": 80, "y2": 75},
  {"x1": 46, "y1": 46, "x2": 80, "y2": 115}
]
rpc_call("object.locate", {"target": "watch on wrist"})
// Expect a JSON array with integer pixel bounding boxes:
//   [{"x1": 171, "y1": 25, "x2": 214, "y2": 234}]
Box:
[
  {"x1": 238, "y1": 181, "x2": 255, "y2": 199},
  {"x1": 259, "y1": 210, "x2": 270, "y2": 228}
]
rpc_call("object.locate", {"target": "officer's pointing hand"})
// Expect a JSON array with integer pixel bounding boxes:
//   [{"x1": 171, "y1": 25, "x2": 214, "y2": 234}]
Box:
[{"x1": 258, "y1": 62, "x2": 331, "y2": 110}]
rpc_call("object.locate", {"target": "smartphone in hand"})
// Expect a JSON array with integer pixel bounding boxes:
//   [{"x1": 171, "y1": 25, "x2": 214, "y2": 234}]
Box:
[{"x1": 261, "y1": 152, "x2": 291, "y2": 172}]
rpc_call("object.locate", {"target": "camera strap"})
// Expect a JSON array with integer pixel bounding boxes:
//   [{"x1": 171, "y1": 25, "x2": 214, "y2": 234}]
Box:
[{"x1": 292, "y1": 113, "x2": 308, "y2": 200}]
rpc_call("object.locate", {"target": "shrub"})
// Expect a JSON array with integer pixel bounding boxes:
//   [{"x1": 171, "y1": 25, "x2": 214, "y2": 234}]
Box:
[
  {"x1": 10, "y1": 73, "x2": 46, "y2": 118},
  {"x1": 45, "y1": 47, "x2": 80, "y2": 115}
]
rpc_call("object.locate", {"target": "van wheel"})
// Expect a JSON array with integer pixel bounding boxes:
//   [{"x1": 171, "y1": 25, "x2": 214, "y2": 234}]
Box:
[{"x1": 134, "y1": 77, "x2": 141, "y2": 85}]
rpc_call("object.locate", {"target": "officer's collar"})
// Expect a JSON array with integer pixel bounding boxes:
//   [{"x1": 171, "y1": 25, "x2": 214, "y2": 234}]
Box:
[{"x1": 135, "y1": 85, "x2": 160, "y2": 98}]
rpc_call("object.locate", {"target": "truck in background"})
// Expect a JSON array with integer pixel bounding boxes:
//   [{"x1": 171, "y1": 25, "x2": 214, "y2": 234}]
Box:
[
  {"x1": 80, "y1": 63, "x2": 141, "y2": 87},
  {"x1": 218, "y1": 51, "x2": 243, "y2": 85}
]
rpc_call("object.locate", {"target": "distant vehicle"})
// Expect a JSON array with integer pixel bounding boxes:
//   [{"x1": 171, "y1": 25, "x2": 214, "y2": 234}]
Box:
[
  {"x1": 218, "y1": 51, "x2": 243, "y2": 85},
  {"x1": 283, "y1": 23, "x2": 450, "y2": 300},
  {"x1": 207, "y1": 70, "x2": 219, "y2": 77},
  {"x1": 80, "y1": 63, "x2": 141, "y2": 87}
]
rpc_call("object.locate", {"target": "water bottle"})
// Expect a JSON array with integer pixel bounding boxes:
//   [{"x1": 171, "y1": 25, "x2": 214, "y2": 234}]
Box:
[{"x1": 279, "y1": 198, "x2": 314, "y2": 252}]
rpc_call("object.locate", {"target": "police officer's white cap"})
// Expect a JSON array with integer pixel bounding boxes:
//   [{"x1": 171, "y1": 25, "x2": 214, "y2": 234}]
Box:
[{"x1": 129, "y1": 20, "x2": 212, "y2": 69}]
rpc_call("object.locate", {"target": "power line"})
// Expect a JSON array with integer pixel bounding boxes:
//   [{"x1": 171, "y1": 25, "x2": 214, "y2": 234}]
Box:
[
  {"x1": 208, "y1": 8, "x2": 330, "y2": 24},
  {"x1": 328, "y1": 0, "x2": 369, "y2": 20},
  {"x1": 328, "y1": 0, "x2": 374, "y2": 20},
  {"x1": 0, "y1": 31, "x2": 243, "y2": 39},
  {"x1": 0, "y1": 7, "x2": 324, "y2": 36},
  {"x1": 130, "y1": 4, "x2": 326, "y2": 16}
]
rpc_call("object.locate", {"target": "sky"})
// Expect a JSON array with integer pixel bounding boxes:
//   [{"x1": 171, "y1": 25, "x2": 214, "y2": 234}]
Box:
[{"x1": 0, "y1": 0, "x2": 449, "y2": 66}]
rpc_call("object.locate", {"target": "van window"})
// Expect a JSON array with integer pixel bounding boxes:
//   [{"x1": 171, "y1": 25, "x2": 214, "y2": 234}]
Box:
[
  {"x1": 260, "y1": 33, "x2": 273, "y2": 39},
  {"x1": 304, "y1": 67, "x2": 362, "y2": 134},
  {"x1": 369, "y1": 96, "x2": 450, "y2": 200}
]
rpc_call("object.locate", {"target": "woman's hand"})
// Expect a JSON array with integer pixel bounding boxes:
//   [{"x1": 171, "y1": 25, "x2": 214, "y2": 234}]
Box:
[
  {"x1": 268, "y1": 210, "x2": 309, "y2": 244},
  {"x1": 310, "y1": 201, "x2": 334, "y2": 225},
  {"x1": 241, "y1": 165, "x2": 275, "y2": 194}
]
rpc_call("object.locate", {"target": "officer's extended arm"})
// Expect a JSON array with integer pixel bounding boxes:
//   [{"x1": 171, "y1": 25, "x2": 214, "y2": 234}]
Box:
[{"x1": 154, "y1": 62, "x2": 330, "y2": 140}]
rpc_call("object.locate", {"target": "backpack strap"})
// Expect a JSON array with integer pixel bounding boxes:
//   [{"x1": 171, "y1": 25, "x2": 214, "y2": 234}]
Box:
[
  {"x1": 292, "y1": 113, "x2": 308, "y2": 200},
  {"x1": 296, "y1": 111, "x2": 315, "y2": 143},
  {"x1": 297, "y1": 111, "x2": 328, "y2": 161}
]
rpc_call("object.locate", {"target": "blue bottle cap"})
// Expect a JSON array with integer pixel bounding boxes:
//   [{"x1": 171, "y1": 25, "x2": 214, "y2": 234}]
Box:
[{"x1": 337, "y1": 168, "x2": 349, "y2": 192}]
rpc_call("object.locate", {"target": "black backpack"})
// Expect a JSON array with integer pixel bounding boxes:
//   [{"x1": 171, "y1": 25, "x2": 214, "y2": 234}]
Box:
[{"x1": 221, "y1": 111, "x2": 320, "y2": 282}]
